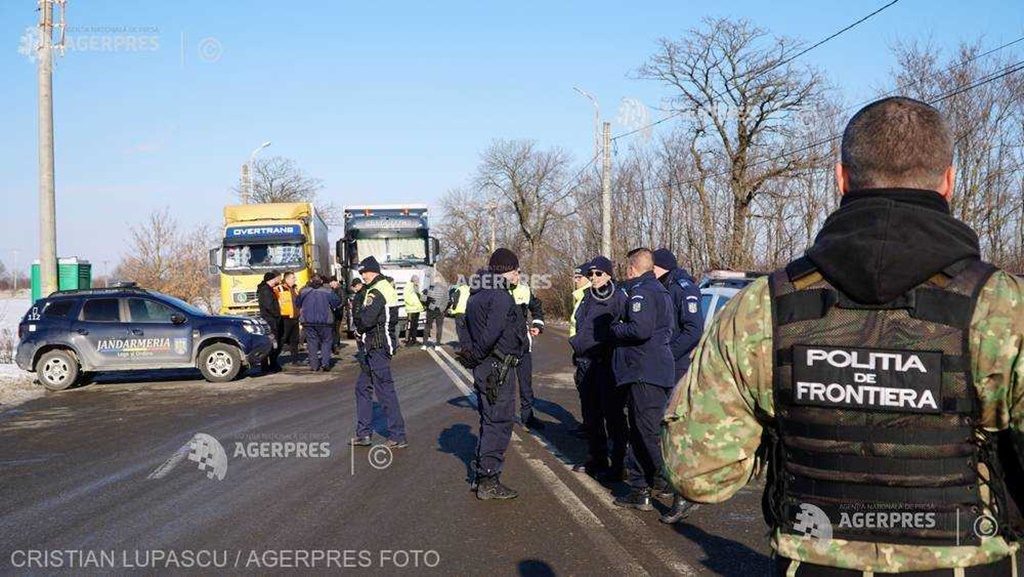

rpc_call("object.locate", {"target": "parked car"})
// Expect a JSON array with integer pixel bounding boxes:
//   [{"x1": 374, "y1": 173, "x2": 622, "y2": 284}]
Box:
[
  {"x1": 698, "y1": 270, "x2": 766, "y2": 331},
  {"x1": 16, "y1": 284, "x2": 274, "y2": 391}
]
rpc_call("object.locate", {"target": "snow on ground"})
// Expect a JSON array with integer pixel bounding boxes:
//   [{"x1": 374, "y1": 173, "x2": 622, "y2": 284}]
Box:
[{"x1": 0, "y1": 295, "x2": 42, "y2": 408}]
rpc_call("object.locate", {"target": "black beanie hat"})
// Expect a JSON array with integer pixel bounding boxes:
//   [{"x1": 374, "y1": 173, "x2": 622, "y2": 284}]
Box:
[
  {"x1": 573, "y1": 261, "x2": 591, "y2": 276},
  {"x1": 652, "y1": 248, "x2": 678, "y2": 271},
  {"x1": 588, "y1": 256, "x2": 613, "y2": 276},
  {"x1": 358, "y1": 256, "x2": 382, "y2": 274},
  {"x1": 488, "y1": 248, "x2": 519, "y2": 273}
]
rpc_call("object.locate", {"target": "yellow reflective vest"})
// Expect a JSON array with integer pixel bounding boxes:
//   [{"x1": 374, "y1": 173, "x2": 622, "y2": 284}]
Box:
[
  {"x1": 569, "y1": 282, "x2": 590, "y2": 337},
  {"x1": 403, "y1": 281, "x2": 425, "y2": 313},
  {"x1": 511, "y1": 283, "x2": 531, "y2": 305},
  {"x1": 452, "y1": 285, "x2": 470, "y2": 315}
]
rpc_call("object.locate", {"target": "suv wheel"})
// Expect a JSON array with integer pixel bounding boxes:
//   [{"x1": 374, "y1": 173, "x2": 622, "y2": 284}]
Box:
[
  {"x1": 199, "y1": 343, "x2": 242, "y2": 383},
  {"x1": 36, "y1": 349, "x2": 80, "y2": 391}
]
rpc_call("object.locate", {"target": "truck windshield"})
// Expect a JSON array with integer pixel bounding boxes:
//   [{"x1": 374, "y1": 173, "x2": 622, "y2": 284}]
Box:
[
  {"x1": 223, "y1": 243, "x2": 305, "y2": 271},
  {"x1": 357, "y1": 237, "x2": 427, "y2": 265}
]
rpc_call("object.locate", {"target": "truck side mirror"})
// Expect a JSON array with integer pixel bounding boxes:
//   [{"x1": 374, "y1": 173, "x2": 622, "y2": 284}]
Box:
[
  {"x1": 208, "y1": 247, "x2": 222, "y2": 275},
  {"x1": 429, "y1": 237, "x2": 440, "y2": 264}
]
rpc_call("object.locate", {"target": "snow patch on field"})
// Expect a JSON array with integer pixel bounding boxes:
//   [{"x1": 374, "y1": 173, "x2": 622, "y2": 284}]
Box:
[{"x1": 0, "y1": 297, "x2": 42, "y2": 408}]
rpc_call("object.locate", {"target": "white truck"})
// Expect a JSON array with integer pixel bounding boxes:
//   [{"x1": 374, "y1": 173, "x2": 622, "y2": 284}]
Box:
[{"x1": 336, "y1": 204, "x2": 440, "y2": 337}]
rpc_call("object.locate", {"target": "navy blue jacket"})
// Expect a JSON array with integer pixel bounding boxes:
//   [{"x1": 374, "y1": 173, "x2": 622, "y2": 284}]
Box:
[
  {"x1": 569, "y1": 281, "x2": 627, "y2": 360},
  {"x1": 296, "y1": 286, "x2": 343, "y2": 326},
  {"x1": 610, "y1": 271, "x2": 675, "y2": 388},
  {"x1": 466, "y1": 273, "x2": 527, "y2": 361},
  {"x1": 659, "y1": 267, "x2": 703, "y2": 375}
]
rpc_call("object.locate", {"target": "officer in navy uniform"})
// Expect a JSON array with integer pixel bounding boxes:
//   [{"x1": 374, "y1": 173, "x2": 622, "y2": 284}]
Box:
[
  {"x1": 459, "y1": 248, "x2": 527, "y2": 500},
  {"x1": 651, "y1": 248, "x2": 703, "y2": 523},
  {"x1": 350, "y1": 256, "x2": 408, "y2": 450},
  {"x1": 569, "y1": 256, "x2": 630, "y2": 480},
  {"x1": 611, "y1": 248, "x2": 676, "y2": 511}
]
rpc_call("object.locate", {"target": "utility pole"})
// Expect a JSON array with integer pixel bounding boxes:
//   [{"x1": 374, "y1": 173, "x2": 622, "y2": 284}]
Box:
[
  {"x1": 11, "y1": 249, "x2": 18, "y2": 296},
  {"x1": 601, "y1": 122, "x2": 612, "y2": 257},
  {"x1": 37, "y1": 0, "x2": 58, "y2": 297},
  {"x1": 240, "y1": 163, "x2": 250, "y2": 204}
]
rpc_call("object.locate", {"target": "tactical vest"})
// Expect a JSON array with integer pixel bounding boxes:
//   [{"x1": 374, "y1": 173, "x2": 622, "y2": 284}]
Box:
[
  {"x1": 403, "y1": 281, "x2": 424, "y2": 313},
  {"x1": 452, "y1": 285, "x2": 469, "y2": 315},
  {"x1": 765, "y1": 256, "x2": 1013, "y2": 547},
  {"x1": 362, "y1": 277, "x2": 399, "y2": 348}
]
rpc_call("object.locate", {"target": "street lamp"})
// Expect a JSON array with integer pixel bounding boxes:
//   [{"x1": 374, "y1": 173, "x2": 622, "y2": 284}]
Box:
[
  {"x1": 573, "y1": 87, "x2": 600, "y2": 161},
  {"x1": 244, "y1": 141, "x2": 272, "y2": 204}
]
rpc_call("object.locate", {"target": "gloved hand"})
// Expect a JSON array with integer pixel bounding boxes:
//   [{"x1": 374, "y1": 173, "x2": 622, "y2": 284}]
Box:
[{"x1": 455, "y1": 348, "x2": 481, "y2": 369}]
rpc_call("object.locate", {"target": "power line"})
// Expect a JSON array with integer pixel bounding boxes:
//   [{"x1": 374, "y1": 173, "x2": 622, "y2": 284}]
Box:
[
  {"x1": 619, "y1": 59, "x2": 1024, "y2": 196},
  {"x1": 612, "y1": 0, "x2": 901, "y2": 142}
]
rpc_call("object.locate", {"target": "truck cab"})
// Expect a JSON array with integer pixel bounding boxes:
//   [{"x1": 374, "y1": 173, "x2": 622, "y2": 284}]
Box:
[{"x1": 336, "y1": 205, "x2": 440, "y2": 335}]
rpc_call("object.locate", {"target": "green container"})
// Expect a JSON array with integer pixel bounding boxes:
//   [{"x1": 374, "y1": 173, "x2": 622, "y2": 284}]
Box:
[{"x1": 31, "y1": 258, "x2": 92, "y2": 303}]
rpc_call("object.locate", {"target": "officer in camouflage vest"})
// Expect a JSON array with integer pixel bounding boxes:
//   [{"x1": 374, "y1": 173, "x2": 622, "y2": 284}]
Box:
[{"x1": 663, "y1": 97, "x2": 1024, "y2": 575}]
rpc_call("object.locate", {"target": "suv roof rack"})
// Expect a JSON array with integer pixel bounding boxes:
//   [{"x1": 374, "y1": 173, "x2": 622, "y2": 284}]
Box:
[{"x1": 49, "y1": 286, "x2": 150, "y2": 297}]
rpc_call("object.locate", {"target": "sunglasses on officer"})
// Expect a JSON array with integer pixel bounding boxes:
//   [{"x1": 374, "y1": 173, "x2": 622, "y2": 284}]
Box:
[{"x1": 587, "y1": 270, "x2": 607, "y2": 278}]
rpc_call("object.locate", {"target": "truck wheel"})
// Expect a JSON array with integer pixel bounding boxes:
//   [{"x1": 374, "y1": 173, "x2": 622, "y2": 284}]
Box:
[
  {"x1": 36, "y1": 349, "x2": 80, "y2": 391},
  {"x1": 199, "y1": 343, "x2": 242, "y2": 383}
]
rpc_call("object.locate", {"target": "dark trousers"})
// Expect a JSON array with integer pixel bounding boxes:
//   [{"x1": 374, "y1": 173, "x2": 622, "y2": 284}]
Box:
[
  {"x1": 405, "y1": 312, "x2": 421, "y2": 343},
  {"x1": 304, "y1": 324, "x2": 333, "y2": 370},
  {"x1": 514, "y1": 351, "x2": 535, "y2": 422},
  {"x1": 474, "y1": 359, "x2": 516, "y2": 477},
  {"x1": 625, "y1": 382, "x2": 671, "y2": 489},
  {"x1": 454, "y1": 315, "x2": 470, "y2": 349},
  {"x1": 578, "y1": 357, "x2": 627, "y2": 469},
  {"x1": 279, "y1": 317, "x2": 300, "y2": 362},
  {"x1": 354, "y1": 348, "x2": 406, "y2": 442},
  {"x1": 262, "y1": 315, "x2": 282, "y2": 368},
  {"x1": 424, "y1": 309, "x2": 444, "y2": 345}
]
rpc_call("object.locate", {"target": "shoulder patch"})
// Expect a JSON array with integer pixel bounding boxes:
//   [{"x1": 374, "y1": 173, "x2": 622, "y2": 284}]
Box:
[
  {"x1": 688, "y1": 301, "x2": 698, "y2": 314},
  {"x1": 632, "y1": 300, "x2": 642, "y2": 313},
  {"x1": 631, "y1": 294, "x2": 644, "y2": 300}
]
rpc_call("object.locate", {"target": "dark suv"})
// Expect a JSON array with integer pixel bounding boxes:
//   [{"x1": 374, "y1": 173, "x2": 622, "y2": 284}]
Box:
[{"x1": 16, "y1": 285, "x2": 274, "y2": 391}]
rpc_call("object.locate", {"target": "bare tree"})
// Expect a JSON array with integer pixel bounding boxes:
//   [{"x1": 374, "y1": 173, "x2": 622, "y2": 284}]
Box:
[
  {"x1": 115, "y1": 209, "x2": 217, "y2": 310},
  {"x1": 637, "y1": 17, "x2": 828, "y2": 267},
  {"x1": 233, "y1": 156, "x2": 339, "y2": 224},
  {"x1": 474, "y1": 140, "x2": 579, "y2": 272}
]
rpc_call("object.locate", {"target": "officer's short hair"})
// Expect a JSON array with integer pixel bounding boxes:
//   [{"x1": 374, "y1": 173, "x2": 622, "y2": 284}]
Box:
[
  {"x1": 627, "y1": 247, "x2": 654, "y2": 273},
  {"x1": 841, "y1": 97, "x2": 953, "y2": 191}
]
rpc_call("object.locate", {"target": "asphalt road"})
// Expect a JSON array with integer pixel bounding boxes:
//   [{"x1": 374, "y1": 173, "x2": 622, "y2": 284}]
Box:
[{"x1": 0, "y1": 326, "x2": 771, "y2": 576}]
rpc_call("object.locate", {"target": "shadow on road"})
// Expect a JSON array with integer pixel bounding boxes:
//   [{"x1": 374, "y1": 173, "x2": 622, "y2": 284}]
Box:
[
  {"x1": 517, "y1": 559, "x2": 556, "y2": 576},
  {"x1": 437, "y1": 422, "x2": 478, "y2": 486},
  {"x1": 672, "y1": 522, "x2": 771, "y2": 575}
]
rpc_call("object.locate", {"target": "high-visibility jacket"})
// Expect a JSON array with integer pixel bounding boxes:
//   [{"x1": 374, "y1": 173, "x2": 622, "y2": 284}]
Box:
[
  {"x1": 277, "y1": 285, "x2": 298, "y2": 318},
  {"x1": 569, "y1": 282, "x2": 590, "y2": 337},
  {"x1": 403, "y1": 281, "x2": 425, "y2": 313},
  {"x1": 451, "y1": 285, "x2": 470, "y2": 315}
]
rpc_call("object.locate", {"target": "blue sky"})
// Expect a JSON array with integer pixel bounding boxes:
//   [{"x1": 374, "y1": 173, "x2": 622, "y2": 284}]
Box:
[{"x1": 0, "y1": 0, "x2": 1021, "y2": 272}]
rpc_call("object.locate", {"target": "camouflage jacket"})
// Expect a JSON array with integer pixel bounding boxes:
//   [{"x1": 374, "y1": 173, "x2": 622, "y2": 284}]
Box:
[{"x1": 662, "y1": 272, "x2": 1024, "y2": 572}]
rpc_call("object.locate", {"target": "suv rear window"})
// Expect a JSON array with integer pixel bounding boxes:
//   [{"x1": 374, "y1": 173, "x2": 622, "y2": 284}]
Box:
[
  {"x1": 43, "y1": 300, "x2": 75, "y2": 318},
  {"x1": 81, "y1": 298, "x2": 121, "y2": 322}
]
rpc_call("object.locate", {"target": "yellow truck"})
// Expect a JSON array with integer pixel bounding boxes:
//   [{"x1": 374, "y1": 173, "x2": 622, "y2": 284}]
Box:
[{"x1": 210, "y1": 202, "x2": 330, "y2": 316}]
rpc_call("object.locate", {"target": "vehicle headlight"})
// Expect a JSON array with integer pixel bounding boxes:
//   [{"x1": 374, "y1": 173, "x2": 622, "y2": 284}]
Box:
[
  {"x1": 233, "y1": 292, "x2": 248, "y2": 304},
  {"x1": 242, "y1": 320, "x2": 264, "y2": 335}
]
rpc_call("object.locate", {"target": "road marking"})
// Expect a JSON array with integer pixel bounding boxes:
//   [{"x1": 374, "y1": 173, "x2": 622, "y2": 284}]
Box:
[{"x1": 427, "y1": 347, "x2": 652, "y2": 577}]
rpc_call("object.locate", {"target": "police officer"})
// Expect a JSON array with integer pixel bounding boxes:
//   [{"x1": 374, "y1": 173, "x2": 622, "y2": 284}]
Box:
[
  {"x1": 569, "y1": 256, "x2": 629, "y2": 480},
  {"x1": 450, "y1": 282, "x2": 471, "y2": 351},
  {"x1": 459, "y1": 248, "x2": 527, "y2": 500},
  {"x1": 568, "y1": 261, "x2": 590, "y2": 338},
  {"x1": 611, "y1": 248, "x2": 675, "y2": 511},
  {"x1": 664, "y1": 97, "x2": 1024, "y2": 575},
  {"x1": 651, "y1": 249, "x2": 703, "y2": 382},
  {"x1": 509, "y1": 269, "x2": 545, "y2": 429},
  {"x1": 402, "y1": 276, "x2": 425, "y2": 347},
  {"x1": 296, "y1": 276, "x2": 342, "y2": 372},
  {"x1": 651, "y1": 248, "x2": 703, "y2": 523},
  {"x1": 351, "y1": 256, "x2": 408, "y2": 449}
]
